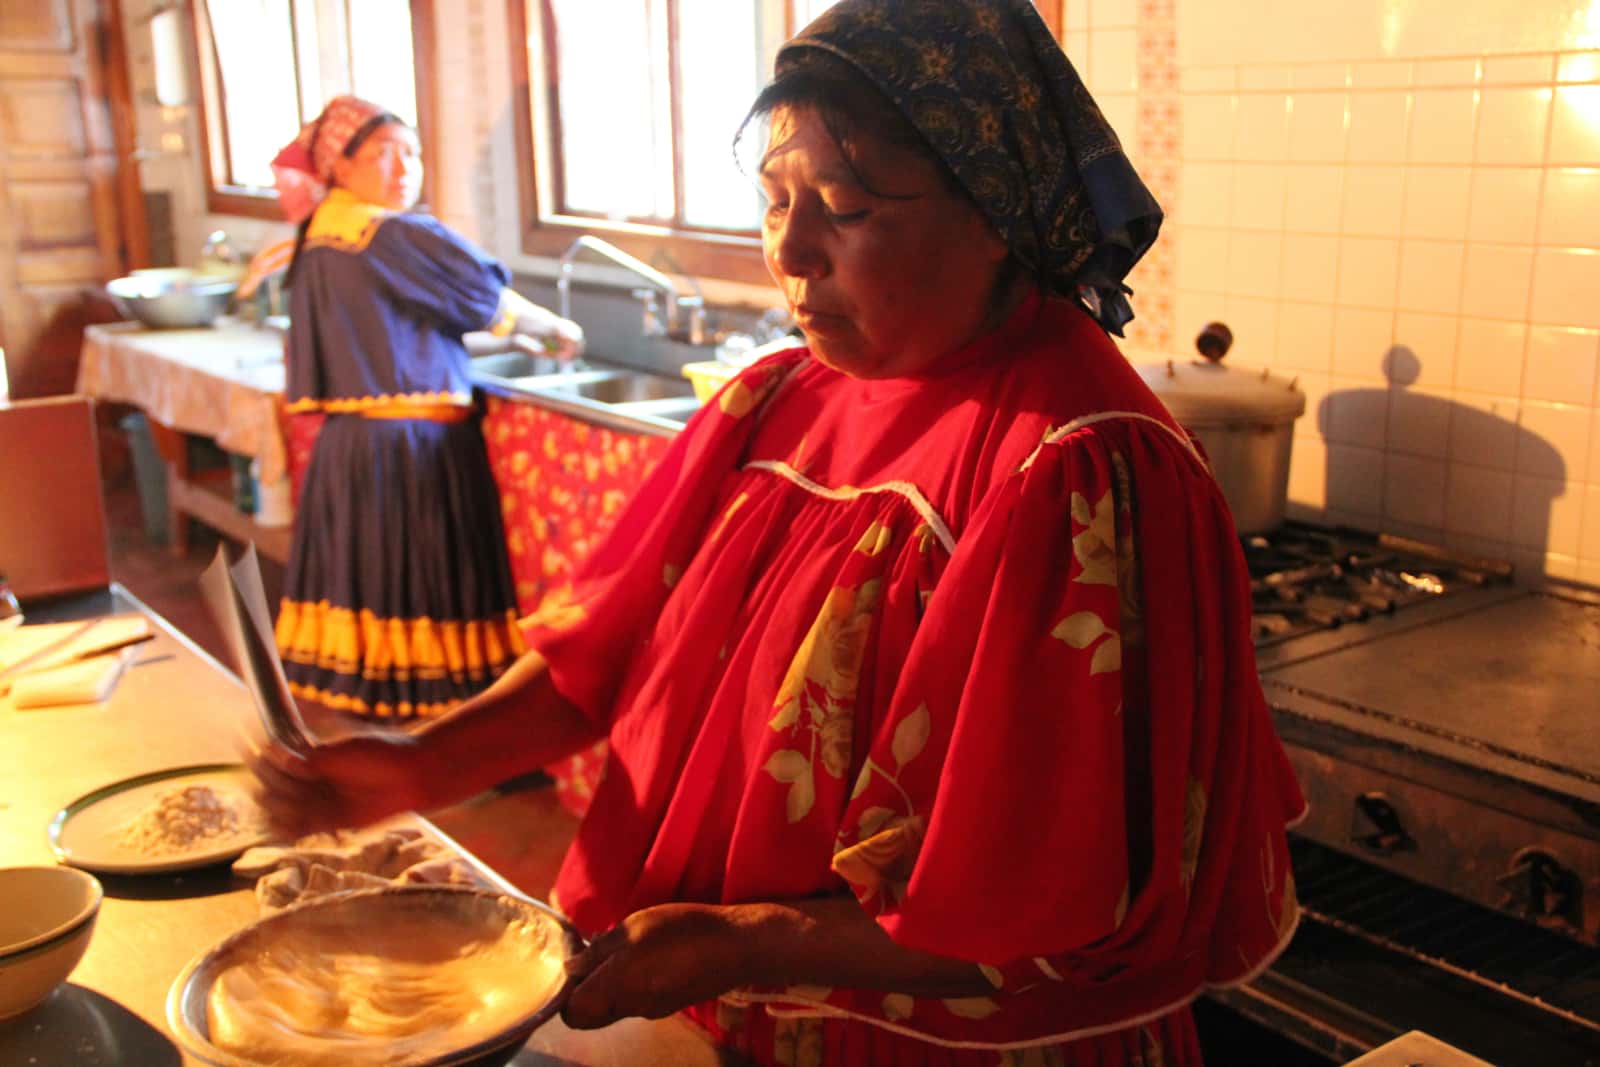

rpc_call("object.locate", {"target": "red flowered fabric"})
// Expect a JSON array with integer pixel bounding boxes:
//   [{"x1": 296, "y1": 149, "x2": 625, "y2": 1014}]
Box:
[
  {"x1": 285, "y1": 411, "x2": 325, "y2": 507},
  {"x1": 519, "y1": 293, "x2": 1306, "y2": 1058},
  {"x1": 481, "y1": 395, "x2": 671, "y2": 813}
]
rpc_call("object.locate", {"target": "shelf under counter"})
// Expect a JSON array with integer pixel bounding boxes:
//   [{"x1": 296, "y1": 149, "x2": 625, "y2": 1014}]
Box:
[{"x1": 77, "y1": 321, "x2": 296, "y2": 563}]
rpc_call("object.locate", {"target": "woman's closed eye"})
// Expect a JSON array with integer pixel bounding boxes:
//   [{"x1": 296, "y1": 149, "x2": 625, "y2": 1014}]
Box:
[
  {"x1": 823, "y1": 205, "x2": 870, "y2": 225},
  {"x1": 760, "y1": 186, "x2": 871, "y2": 226}
]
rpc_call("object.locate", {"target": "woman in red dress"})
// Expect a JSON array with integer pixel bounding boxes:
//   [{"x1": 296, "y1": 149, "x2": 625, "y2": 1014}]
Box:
[{"x1": 254, "y1": 3, "x2": 1305, "y2": 1063}]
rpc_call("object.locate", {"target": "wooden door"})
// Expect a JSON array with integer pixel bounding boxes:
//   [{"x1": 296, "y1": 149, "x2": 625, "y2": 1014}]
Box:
[{"x1": 0, "y1": 0, "x2": 143, "y2": 399}]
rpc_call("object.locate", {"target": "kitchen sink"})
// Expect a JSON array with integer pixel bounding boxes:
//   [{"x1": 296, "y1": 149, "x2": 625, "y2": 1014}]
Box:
[
  {"x1": 469, "y1": 350, "x2": 567, "y2": 379},
  {"x1": 607, "y1": 395, "x2": 704, "y2": 421},
  {"x1": 514, "y1": 369, "x2": 696, "y2": 404},
  {"x1": 470, "y1": 355, "x2": 702, "y2": 433}
]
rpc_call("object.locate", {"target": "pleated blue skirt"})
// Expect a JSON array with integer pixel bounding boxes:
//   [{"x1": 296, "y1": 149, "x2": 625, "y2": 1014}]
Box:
[{"x1": 275, "y1": 414, "x2": 523, "y2": 718}]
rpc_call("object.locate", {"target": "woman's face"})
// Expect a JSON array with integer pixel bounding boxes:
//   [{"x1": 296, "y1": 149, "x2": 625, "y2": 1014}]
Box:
[
  {"x1": 333, "y1": 123, "x2": 423, "y2": 211},
  {"x1": 759, "y1": 105, "x2": 1010, "y2": 379}
]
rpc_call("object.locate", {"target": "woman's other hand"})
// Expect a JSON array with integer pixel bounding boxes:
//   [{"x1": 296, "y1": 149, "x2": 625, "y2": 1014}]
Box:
[
  {"x1": 247, "y1": 732, "x2": 427, "y2": 840},
  {"x1": 527, "y1": 306, "x2": 585, "y2": 362},
  {"x1": 560, "y1": 903, "x2": 757, "y2": 1029},
  {"x1": 558, "y1": 896, "x2": 992, "y2": 1029},
  {"x1": 496, "y1": 288, "x2": 585, "y2": 362}
]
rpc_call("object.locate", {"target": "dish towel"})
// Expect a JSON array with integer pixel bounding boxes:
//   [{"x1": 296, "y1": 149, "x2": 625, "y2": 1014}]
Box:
[
  {"x1": 9, "y1": 648, "x2": 134, "y2": 708},
  {"x1": 232, "y1": 824, "x2": 478, "y2": 913},
  {"x1": 0, "y1": 615, "x2": 152, "y2": 701}
]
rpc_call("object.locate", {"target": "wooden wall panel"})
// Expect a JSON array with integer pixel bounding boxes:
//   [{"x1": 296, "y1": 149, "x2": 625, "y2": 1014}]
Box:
[
  {"x1": 10, "y1": 180, "x2": 101, "y2": 248},
  {"x1": 0, "y1": 80, "x2": 89, "y2": 158},
  {"x1": 0, "y1": 0, "x2": 76, "y2": 51},
  {"x1": 0, "y1": 0, "x2": 138, "y2": 399}
]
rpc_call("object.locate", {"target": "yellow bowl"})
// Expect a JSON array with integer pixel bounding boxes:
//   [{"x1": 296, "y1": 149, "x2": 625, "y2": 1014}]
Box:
[{"x1": 0, "y1": 866, "x2": 102, "y2": 1020}]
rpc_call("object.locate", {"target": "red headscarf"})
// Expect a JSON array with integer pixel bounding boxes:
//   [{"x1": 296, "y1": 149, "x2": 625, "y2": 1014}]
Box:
[{"x1": 270, "y1": 95, "x2": 396, "y2": 223}]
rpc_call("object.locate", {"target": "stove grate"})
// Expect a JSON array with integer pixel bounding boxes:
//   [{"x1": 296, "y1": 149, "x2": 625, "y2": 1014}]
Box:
[{"x1": 1290, "y1": 837, "x2": 1600, "y2": 1034}]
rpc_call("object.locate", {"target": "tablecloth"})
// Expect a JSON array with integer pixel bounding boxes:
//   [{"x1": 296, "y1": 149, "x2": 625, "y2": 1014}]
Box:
[{"x1": 77, "y1": 320, "x2": 290, "y2": 482}]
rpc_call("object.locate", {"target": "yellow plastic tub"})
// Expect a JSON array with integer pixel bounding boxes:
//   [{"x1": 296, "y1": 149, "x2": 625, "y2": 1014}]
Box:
[{"x1": 681, "y1": 360, "x2": 740, "y2": 402}]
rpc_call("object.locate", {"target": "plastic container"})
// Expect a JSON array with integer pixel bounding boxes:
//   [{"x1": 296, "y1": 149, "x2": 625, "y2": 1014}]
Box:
[
  {"x1": 228, "y1": 453, "x2": 255, "y2": 515},
  {"x1": 119, "y1": 412, "x2": 169, "y2": 544},
  {"x1": 250, "y1": 458, "x2": 294, "y2": 528},
  {"x1": 680, "y1": 360, "x2": 739, "y2": 402}
]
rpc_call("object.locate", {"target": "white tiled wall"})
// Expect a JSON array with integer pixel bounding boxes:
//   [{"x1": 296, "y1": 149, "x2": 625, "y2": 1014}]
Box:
[{"x1": 1085, "y1": 0, "x2": 1600, "y2": 587}]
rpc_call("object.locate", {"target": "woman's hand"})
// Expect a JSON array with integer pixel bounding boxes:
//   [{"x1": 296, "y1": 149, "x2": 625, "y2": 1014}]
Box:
[
  {"x1": 560, "y1": 903, "x2": 757, "y2": 1029},
  {"x1": 557, "y1": 896, "x2": 993, "y2": 1030},
  {"x1": 497, "y1": 288, "x2": 585, "y2": 362},
  {"x1": 526, "y1": 309, "x2": 585, "y2": 362},
  {"x1": 247, "y1": 732, "x2": 429, "y2": 840}
]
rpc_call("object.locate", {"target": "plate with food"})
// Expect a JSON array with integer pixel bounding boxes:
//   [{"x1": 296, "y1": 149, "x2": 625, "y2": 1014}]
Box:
[
  {"x1": 167, "y1": 884, "x2": 583, "y2": 1067},
  {"x1": 48, "y1": 763, "x2": 274, "y2": 875}
]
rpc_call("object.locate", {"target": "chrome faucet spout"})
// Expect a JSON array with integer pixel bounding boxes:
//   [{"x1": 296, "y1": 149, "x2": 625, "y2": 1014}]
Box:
[
  {"x1": 557, "y1": 235, "x2": 705, "y2": 343},
  {"x1": 557, "y1": 260, "x2": 571, "y2": 322}
]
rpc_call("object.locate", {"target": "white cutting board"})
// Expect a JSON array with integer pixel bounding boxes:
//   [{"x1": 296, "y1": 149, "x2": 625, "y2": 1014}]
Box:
[{"x1": 1343, "y1": 1030, "x2": 1497, "y2": 1066}]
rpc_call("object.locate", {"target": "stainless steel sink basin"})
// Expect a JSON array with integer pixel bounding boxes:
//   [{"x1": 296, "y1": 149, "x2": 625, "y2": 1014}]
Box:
[
  {"x1": 513, "y1": 369, "x2": 695, "y2": 404},
  {"x1": 469, "y1": 350, "x2": 567, "y2": 379},
  {"x1": 607, "y1": 396, "x2": 704, "y2": 421},
  {"x1": 470, "y1": 356, "x2": 701, "y2": 434}
]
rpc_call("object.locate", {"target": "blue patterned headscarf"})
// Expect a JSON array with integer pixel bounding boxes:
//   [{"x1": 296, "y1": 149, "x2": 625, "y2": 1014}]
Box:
[{"x1": 778, "y1": 0, "x2": 1161, "y2": 335}]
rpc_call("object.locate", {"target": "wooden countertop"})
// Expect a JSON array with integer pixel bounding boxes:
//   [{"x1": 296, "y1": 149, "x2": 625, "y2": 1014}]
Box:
[{"x1": 0, "y1": 584, "x2": 734, "y2": 1065}]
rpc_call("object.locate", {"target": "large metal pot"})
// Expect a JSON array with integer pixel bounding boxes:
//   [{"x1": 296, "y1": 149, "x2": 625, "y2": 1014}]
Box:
[
  {"x1": 106, "y1": 270, "x2": 238, "y2": 330},
  {"x1": 1135, "y1": 323, "x2": 1306, "y2": 534}
]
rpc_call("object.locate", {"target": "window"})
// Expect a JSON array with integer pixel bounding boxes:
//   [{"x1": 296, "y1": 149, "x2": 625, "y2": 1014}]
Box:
[
  {"x1": 514, "y1": 0, "x2": 1063, "y2": 286},
  {"x1": 515, "y1": 0, "x2": 842, "y2": 286},
  {"x1": 193, "y1": 0, "x2": 431, "y2": 219}
]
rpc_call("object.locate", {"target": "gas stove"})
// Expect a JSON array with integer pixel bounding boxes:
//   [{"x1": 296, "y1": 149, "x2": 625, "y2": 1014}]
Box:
[
  {"x1": 1242, "y1": 521, "x2": 1515, "y2": 650},
  {"x1": 1220, "y1": 522, "x2": 1600, "y2": 1067}
]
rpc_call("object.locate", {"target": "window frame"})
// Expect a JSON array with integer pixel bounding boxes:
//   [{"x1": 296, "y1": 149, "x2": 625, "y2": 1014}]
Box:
[
  {"x1": 509, "y1": 0, "x2": 1065, "y2": 286},
  {"x1": 190, "y1": 0, "x2": 439, "y2": 221},
  {"x1": 509, "y1": 0, "x2": 789, "y2": 286}
]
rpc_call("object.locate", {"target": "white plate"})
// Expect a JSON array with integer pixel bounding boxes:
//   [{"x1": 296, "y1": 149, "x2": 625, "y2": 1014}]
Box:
[{"x1": 48, "y1": 764, "x2": 272, "y2": 875}]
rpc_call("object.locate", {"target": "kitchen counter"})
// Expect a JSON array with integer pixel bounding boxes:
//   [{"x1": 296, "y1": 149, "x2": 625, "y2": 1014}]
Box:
[
  {"x1": 0, "y1": 584, "x2": 736, "y2": 1065},
  {"x1": 77, "y1": 321, "x2": 289, "y2": 482}
]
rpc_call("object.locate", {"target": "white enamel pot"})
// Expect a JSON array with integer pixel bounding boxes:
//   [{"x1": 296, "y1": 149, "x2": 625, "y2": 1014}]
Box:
[{"x1": 1134, "y1": 323, "x2": 1306, "y2": 535}]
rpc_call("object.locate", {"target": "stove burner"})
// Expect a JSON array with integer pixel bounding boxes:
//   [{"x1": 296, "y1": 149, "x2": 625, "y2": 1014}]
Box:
[{"x1": 1241, "y1": 522, "x2": 1512, "y2": 646}]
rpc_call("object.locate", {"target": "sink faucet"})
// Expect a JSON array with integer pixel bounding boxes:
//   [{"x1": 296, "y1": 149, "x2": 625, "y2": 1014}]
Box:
[{"x1": 557, "y1": 235, "x2": 706, "y2": 345}]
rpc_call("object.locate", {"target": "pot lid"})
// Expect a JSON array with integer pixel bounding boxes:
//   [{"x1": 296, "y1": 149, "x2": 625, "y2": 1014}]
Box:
[
  {"x1": 1135, "y1": 359, "x2": 1307, "y2": 422},
  {"x1": 1133, "y1": 322, "x2": 1306, "y2": 423}
]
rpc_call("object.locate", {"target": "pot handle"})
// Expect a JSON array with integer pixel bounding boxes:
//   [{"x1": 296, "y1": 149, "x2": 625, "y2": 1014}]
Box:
[{"x1": 1196, "y1": 321, "x2": 1233, "y2": 363}]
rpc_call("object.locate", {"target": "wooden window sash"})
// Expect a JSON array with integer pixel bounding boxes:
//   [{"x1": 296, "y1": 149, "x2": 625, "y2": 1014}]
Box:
[
  {"x1": 511, "y1": 0, "x2": 768, "y2": 285},
  {"x1": 512, "y1": 0, "x2": 1069, "y2": 286},
  {"x1": 191, "y1": 0, "x2": 435, "y2": 221}
]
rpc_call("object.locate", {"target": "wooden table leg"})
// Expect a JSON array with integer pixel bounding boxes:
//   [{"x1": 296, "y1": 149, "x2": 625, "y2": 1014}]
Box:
[{"x1": 137, "y1": 411, "x2": 293, "y2": 565}]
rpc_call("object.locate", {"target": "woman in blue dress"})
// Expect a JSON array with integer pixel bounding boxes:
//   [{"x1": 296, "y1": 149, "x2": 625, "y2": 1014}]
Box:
[{"x1": 269, "y1": 95, "x2": 582, "y2": 721}]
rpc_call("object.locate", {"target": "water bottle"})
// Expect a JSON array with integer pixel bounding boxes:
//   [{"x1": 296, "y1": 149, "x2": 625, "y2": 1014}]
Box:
[{"x1": 0, "y1": 571, "x2": 22, "y2": 632}]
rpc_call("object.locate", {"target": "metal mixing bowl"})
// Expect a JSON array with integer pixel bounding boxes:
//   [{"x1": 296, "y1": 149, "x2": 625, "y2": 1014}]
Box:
[
  {"x1": 106, "y1": 271, "x2": 239, "y2": 329},
  {"x1": 166, "y1": 885, "x2": 583, "y2": 1067}
]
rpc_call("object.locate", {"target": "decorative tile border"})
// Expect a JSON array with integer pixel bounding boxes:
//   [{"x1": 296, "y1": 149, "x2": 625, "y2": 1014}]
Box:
[{"x1": 1129, "y1": 0, "x2": 1179, "y2": 351}]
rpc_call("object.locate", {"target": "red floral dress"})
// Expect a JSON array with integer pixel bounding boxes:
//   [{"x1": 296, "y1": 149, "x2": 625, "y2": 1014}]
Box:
[{"x1": 521, "y1": 292, "x2": 1306, "y2": 1065}]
